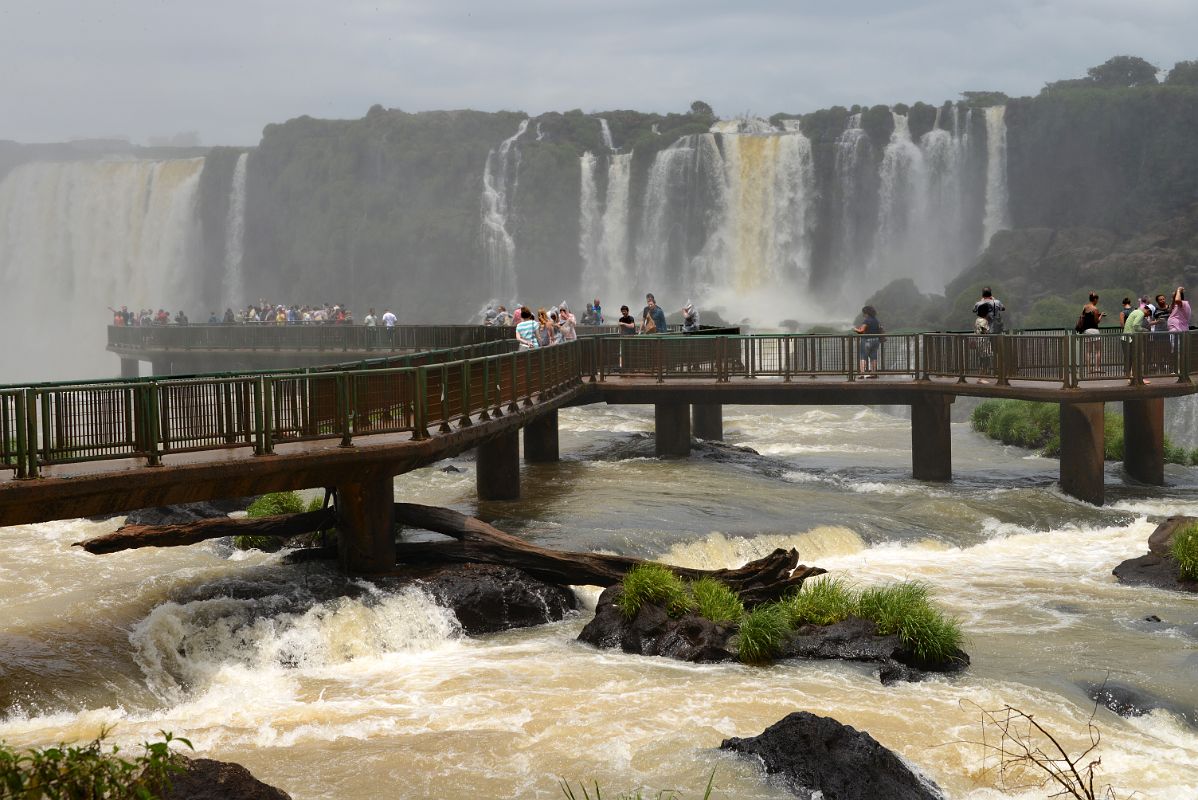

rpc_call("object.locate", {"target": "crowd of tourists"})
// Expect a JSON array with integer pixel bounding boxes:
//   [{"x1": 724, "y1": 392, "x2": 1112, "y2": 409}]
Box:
[
  {"x1": 108, "y1": 302, "x2": 383, "y2": 326},
  {"x1": 483, "y1": 293, "x2": 700, "y2": 349}
]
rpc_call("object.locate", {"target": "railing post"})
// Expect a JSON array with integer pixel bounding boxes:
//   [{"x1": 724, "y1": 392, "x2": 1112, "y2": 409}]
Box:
[
  {"x1": 1178, "y1": 331, "x2": 1191, "y2": 384},
  {"x1": 656, "y1": 338, "x2": 664, "y2": 383},
  {"x1": 460, "y1": 360, "x2": 473, "y2": 427},
  {"x1": 589, "y1": 338, "x2": 598, "y2": 382},
  {"x1": 996, "y1": 334, "x2": 1010, "y2": 386},
  {"x1": 956, "y1": 337, "x2": 967, "y2": 383},
  {"x1": 17, "y1": 389, "x2": 32, "y2": 479},
  {"x1": 783, "y1": 336, "x2": 791, "y2": 382},
  {"x1": 508, "y1": 353, "x2": 520, "y2": 413},
  {"x1": 144, "y1": 383, "x2": 162, "y2": 466},
  {"x1": 1132, "y1": 334, "x2": 1145, "y2": 386},
  {"x1": 413, "y1": 367, "x2": 429, "y2": 439},
  {"x1": 439, "y1": 365, "x2": 452, "y2": 432},
  {"x1": 1065, "y1": 333, "x2": 1076, "y2": 389},
  {"x1": 478, "y1": 358, "x2": 491, "y2": 421},
  {"x1": 338, "y1": 373, "x2": 353, "y2": 447},
  {"x1": 846, "y1": 337, "x2": 855, "y2": 382},
  {"x1": 916, "y1": 334, "x2": 926, "y2": 381}
]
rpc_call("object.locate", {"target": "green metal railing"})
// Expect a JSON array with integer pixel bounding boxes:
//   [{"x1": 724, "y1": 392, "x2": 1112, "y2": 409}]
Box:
[
  {"x1": 3, "y1": 328, "x2": 1194, "y2": 479},
  {"x1": 1, "y1": 339, "x2": 584, "y2": 478}
]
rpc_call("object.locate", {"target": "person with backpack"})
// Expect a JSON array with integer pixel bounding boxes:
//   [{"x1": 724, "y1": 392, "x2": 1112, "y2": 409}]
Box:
[{"x1": 972, "y1": 287, "x2": 1005, "y2": 334}]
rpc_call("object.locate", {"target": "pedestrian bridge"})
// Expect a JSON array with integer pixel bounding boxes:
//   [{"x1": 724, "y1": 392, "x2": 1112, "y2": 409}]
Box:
[{"x1": 2, "y1": 328, "x2": 1193, "y2": 572}]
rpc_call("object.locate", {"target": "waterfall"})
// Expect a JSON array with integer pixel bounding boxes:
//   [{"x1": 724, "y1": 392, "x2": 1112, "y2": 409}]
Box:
[
  {"x1": 578, "y1": 151, "x2": 602, "y2": 293},
  {"x1": 831, "y1": 113, "x2": 871, "y2": 280},
  {"x1": 535, "y1": 122, "x2": 544, "y2": 142},
  {"x1": 596, "y1": 153, "x2": 632, "y2": 303},
  {"x1": 481, "y1": 119, "x2": 529, "y2": 301},
  {"x1": 0, "y1": 157, "x2": 205, "y2": 380},
  {"x1": 599, "y1": 118, "x2": 616, "y2": 152},
  {"x1": 982, "y1": 105, "x2": 1010, "y2": 247},
  {"x1": 872, "y1": 113, "x2": 929, "y2": 286},
  {"x1": 221, "y1": 152, "x2": 249, "y2": 309}
]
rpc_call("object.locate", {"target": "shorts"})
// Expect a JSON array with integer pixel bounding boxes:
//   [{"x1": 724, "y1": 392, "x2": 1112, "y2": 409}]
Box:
[
  {"x1": 974, "y1": 317, "x2": 990, "y2": 335},
  {"x1": 858, "y1": 337, "x2": 880, "y2": 359}
]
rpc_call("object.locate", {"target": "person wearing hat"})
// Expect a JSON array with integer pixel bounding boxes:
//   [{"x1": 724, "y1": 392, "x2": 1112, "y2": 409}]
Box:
[{"x1": 681, "y1": 300, "x2": 699, "y2": 333}]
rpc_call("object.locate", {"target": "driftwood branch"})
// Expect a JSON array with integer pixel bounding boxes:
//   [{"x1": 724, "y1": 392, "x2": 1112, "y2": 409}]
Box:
[
  {"x1": 73, "y1": 509, "x2": 335, "y2": 554},
  {"x1": 73, "y1": 501, "x2": 824, "y2": 604},
  {"x1": 393, "y1": 502, "x2": 824, "y2": 605}
]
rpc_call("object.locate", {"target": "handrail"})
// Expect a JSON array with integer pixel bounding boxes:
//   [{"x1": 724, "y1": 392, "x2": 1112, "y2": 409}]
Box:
[{"x1": 2, "y1": 329, "x2": 1193, "y2": 479}]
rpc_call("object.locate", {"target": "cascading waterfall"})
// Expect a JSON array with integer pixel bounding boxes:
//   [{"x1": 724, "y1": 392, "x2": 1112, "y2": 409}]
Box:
[
  {"x1": 481, "y1": 119, "x2": 529, "y2": 301},
  {"x1": 599, "y1": 118, "x2": 616, "y2": 152},
  {"x1": 982, "y1": 104, "x2": 1010, "y2": 247},
  {"x1": 831, "y1": 113, "x2": 871, "y2": 280},
  {"x1": 578, "y1": 151, "x2": 602, "y2": 293},
  {"x1": 596, "y1": 153, "x2": 632, "y2": 303},
  {"x1": 220, "y1": 152, "x2": 249, "y2": 309},
  {"x1": 0, "y1": 157, "x2": 205, "y2": 380}
]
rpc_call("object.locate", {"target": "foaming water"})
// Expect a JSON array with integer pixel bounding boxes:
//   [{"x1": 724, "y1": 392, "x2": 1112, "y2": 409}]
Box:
[{"x1": 2, "y1": 403, "x2": 1197, "y2": 798}]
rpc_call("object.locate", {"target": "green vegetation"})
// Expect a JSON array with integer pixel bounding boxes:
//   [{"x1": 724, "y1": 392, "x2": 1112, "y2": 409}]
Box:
[
  {"x1": 616, "y1": 564, "x2": 694, "y2": 619},
  {"x1": 1171, "y1": 522, "x2": 1198, "y2": 581},
  {"x1": 781, "y1": 576, "x2": 857, "y2": 626},
  {"x1": 246, "y1": 491, "x2": 306, "y2": 517},
  {"x1": 689, "y1": 577, "x2": 745, "y2": 625},
  {"x1": 971, "y1": 399, "x2": 1198, "y2": 464},
  {"x1": 734, "y1": 603, "x2": 791, "y2": 665},
  {"x1": 235, "y1": 491, "x2": 308, "y2": 551},
  {"x1": 0, "y1": 728, "x2": 191, "y2": 800},
  {"x1": 615, "y1": 567, "x2": 963, "y2": 666}
]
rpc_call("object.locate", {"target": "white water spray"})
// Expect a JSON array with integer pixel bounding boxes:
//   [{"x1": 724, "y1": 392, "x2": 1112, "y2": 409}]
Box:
[
  {"x1": 220, "y1": 152, "x2": 249, "y2": 309},
  {"x1": 481, "y1": 119, "x2": 529, "y2": 300},
  {"x1": 982, "y1": 105, "x2": 1010, "y2": 247}
]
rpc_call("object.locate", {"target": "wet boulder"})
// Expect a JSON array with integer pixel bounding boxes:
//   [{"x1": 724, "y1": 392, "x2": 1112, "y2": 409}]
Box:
[
  {"x1": 1083, "y1": 681, "x2": 1196, "y2": 728},
  {"x1": 1113, "y1": 516, "x2": 1198, "y2": 593},
  {"x1": 121, "y1": 497, "x2": 258, "y2": 527},
  {"x1": 577, "y1": 585, "x2": 736, "y2": 662},
  {"x1": 720, "y1": 711, "x2": 944, "y2": 800},
  {"x1": 779, "y1": 617, "x2": 968, "y2": 683},
  {"x1": 419, "y1": 563, "x2": 576, "y2": 635},
  {"x1": 164, "y1": 756, "x2": 291, "y2": 800}
]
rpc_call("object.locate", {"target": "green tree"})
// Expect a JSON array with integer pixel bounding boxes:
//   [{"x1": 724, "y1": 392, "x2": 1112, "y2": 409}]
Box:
[
  {"x1": 1166, "y1": 60, "x2": 1198, "y2": 86},
  {"x1": 1086, "y1": 55, "x2": 1159, "y2": 87},
  {"x1": 689, "y1": 100, "x2": 714, "y2": 119}
]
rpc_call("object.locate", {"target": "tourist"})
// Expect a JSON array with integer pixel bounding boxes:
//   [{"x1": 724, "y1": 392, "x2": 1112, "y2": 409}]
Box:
[
  {"x1": 641, "y1": 293, "x2": 666, "y2": 334},
  {"x1": 536, "y1": 308, "x2": 555, "y2": 347},
  {"x1": 971, "y1": 287, "x2": 1004, "y2": 335},
  {"x1": 1122, "y1": 300, "x2": 1149, "y2": 383},
  {"x1": 681, "y1": 301, "x2": 700, "y2": 333},
  {"x1": 494, "y1": 305, "x2": 510, "y2": 326},
  {"x1": 1153, "y1": 294, "x2": 1171, "y2": 331},
  {"x1": 363, "y1": 308, "x2": 377, "y2": 327},
  {"x1": 1169, "y1": 287, "x2": 1191, "y2": 332},
  {"x1": 515, "y1": 307, "x2": 539, "y2": 349},
  {"x1": 1119, "y1": 297, "x2": 1133, "y2": 327},
  {"x1": 381, "y1": 307, "x2": 397, "y2": 344},
  {"x1": 618, "y1": 305, "x2": 636, "y2": 335},
  {"x1": 592, "y1": 298, "x2": 604, "y2": 325},
  {"x1": 1075, "y1": 292, "x2": 1105, "y2": 374},
  {"x1": 559, "y1": 303, "x2": 577, "y2": 342},
  {"x1": 853, "y1": 305, "x2": 883, "y2": 379}
]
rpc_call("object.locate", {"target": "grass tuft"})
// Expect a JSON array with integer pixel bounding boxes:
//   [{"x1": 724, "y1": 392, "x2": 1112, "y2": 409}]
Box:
[
  {"x1": 246, "y1": 491, "x2": 306, "y2": 518},
  {"x1": 616, "y1": 564, "x2": 694, "y2": 619},
  {"x1": 781, "y1": 576, "x2": 858, "y2": 626},
  {"x1": 689, "y1": 578, "x2": 744, "y2": 625},
  {"x1": 735, "y1": 603, "x2": 791, "y2": 665},
  {"x1": 1172, "y1": 522, "x2": 1198, "y2": 581},
  {"x1": 858, "y1": 581, "x2": 964, "y2": 663}
]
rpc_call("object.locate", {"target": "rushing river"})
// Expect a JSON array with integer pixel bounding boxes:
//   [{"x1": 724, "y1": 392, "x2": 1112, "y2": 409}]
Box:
[{"x1": 1, "y1": 404, "x2": 1196, "y2": 798}]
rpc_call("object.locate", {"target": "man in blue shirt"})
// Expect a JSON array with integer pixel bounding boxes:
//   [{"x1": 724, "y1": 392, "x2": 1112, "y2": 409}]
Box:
[{"x1": 640, "y1": 293, "x2": 666, "y2": 334}]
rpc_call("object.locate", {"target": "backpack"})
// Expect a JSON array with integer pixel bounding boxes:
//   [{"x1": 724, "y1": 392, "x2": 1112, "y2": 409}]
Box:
[{"x1": 990, "y1": 309, "x2": 1005, "y2": 334}]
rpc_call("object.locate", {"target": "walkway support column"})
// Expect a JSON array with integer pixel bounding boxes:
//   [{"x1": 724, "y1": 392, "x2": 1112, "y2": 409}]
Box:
[
  {"x1": 478, "y1": 429, "x2": 521, "y2": 500},
  {"x1": 692, "y1": 403, "x2": 724, "y2": 441},
  {"x1": 911, "y1": 394, "x2": 952, "y2": 481},
  {"x1": 120, "y1": 358, "x2": 139, "y2": 379},
  {"x1": 524, "y1": 410, "x2": 559, "y2": 463},
  {"x1": 1060, "y1": 402, "x2": 1105, "y2": 506},
  {"x1": 1123, "y1": 397, "x2": 1165, "y2": 485},
  {"x1": 655, "y1": 402, "x2": 691, "y2": 457},
  {"x1": 149, "y1": 357, "x2": 171, "y2": 377},
  {"x1": 336, "y1": 473, "x2": 396, "y2": 574}
]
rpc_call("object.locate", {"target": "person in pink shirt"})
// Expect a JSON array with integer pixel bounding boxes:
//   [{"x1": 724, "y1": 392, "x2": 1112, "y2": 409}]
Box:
[{"x1": 1167, "y1": 286, "x2": 1191, "y2": 332}]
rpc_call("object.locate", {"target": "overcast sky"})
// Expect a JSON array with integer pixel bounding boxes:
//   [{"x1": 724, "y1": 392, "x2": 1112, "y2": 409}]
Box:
[{"x1": 2, "y1": 0, "x2": 1195, "y2": 146}]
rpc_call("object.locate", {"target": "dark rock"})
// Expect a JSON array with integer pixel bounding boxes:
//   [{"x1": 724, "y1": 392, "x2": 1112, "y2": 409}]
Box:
[
  {"x1": 1112, "y1": 553, "x2": 1198, "y2": 593},
  {"x1": 720, "y1": 711, "x2": 944, "y2": 800},
  {"x1": 164, "y1": 756, "x2": 291, "y2": 800},
  {"x1": 1145, "y1": 614, "x2": 1162, "y2": 622},
  {"x1": 577, "y1": 586, "x2": 736, "y2": 662},
  {"x1": 1083, "y1": 681, "x2": 1195, "y2": 728},
  {"x1": 440, "y1": 465, "x2": 463, "y2": 473},
  {"x1": 419, "y1": 563, "x2": 576, "y2": 635},
  {"x1": 1148, "y1": 516, "x2": 1194, "y2": 557},
  {"x1": 780, "y1": 618, "x2": 969, "y2": 681},
  {"x1": 121, "y1": 497, "x2": 258, "y2": 527}
]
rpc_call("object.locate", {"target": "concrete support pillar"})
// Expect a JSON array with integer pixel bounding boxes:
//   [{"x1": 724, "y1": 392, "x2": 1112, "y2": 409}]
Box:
[
  {"x1": 523, "y1": 409, "x2": 559, "y2": 463},
  {"x1": 149, "y1": 357, "x2": 172, "y2": 377},
  {"x1": 1123, "y1": 397, "x2": 1165, "y2": 485},
  {"x1": 1060, "y1": 402, "x2": 1106, "y2": 506},
  {"x1": 911, "y1": 394, "x2": 953, "y2": 481},
  {"x1": 477, "y1": 429, "x2": 521, "y2": 500},
  {"x1": 119, "y1": 358, "x2": 140, "y2": 379},
  {"x1": 655, "y1": 402, "x2": 691, "y2": 457},
  {"x1": 692, "y1": 403, "x2": 724, "y2": 441},
  {"x1": 336, "y1": 473, "x2": 396, "y2": 574}
]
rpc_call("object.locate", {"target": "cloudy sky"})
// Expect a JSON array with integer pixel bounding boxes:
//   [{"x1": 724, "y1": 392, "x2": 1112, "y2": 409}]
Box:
[{"x1": 2, "y1": 0, "x2": 1195, "y2": 145}]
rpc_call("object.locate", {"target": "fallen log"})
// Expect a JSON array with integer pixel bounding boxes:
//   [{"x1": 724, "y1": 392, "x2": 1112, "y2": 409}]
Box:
[
  {"x1": 74, "y1": 508, "x2": 335, "y2": 554},
  {"x1": 392, "y1": 503, "x2": 824, "y2": 605},
  {"x1": 73, "y1": 501, "x2": 824, "y2": 605}
]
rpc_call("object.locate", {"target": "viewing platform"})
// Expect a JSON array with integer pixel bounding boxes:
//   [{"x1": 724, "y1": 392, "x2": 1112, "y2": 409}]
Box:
[{"x1": 3, "y1": 327, "x2": 1195, "y2": 572}]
